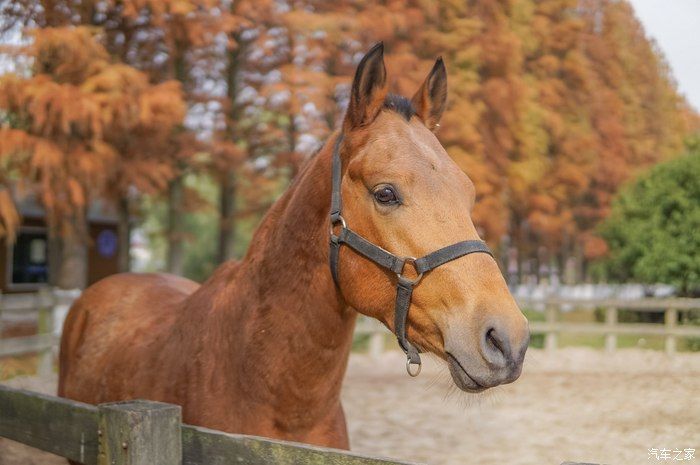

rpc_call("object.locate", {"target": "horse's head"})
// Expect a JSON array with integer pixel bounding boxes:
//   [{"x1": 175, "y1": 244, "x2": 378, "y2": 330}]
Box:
[{"x1": 335, "y1": 44, "x2": 529, "y2": 392}]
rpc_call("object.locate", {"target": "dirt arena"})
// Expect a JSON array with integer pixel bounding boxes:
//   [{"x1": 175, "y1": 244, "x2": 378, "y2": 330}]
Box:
[{"x1": 1, "y1": 348, "x2": 698, "y2": 465}]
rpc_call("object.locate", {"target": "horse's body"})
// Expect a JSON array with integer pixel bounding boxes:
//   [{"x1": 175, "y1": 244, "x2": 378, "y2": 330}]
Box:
[
  {"x1": 59, "y1": 142, "x2": 356, "y2": 446},
  {"x1": 59, "y1": 44, "x2": 529, "y2": 450}
]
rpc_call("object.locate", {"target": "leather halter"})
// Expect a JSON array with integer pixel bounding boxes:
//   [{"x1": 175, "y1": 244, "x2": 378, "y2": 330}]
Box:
[{"x1": 328, "y1": 132, "x2": 494, "y2": 376}]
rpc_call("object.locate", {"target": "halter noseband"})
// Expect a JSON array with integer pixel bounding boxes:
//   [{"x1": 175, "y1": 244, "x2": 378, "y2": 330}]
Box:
[{"x1": 328, "y1": 133, "x2": 494, "y2": 377}]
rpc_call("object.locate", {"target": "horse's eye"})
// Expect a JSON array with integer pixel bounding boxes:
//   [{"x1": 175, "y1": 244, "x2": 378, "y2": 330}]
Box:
[{"x1": 373, "y1": 185, "x2": 399, "y2": 204}]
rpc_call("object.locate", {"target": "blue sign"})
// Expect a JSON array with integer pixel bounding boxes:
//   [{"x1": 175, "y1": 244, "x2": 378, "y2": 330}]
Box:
[{"x1": 96, "y1": 229, "x2": 118, "y2": 258}]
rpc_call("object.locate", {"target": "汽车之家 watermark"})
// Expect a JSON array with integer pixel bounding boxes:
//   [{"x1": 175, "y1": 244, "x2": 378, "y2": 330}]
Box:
[{"x1": 648, "y1": 448, "x2": 696, "y2": 461}]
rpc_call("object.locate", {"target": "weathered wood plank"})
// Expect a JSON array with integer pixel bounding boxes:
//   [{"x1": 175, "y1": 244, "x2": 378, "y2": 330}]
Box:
[
  {"x1": 1, "y1": 386, "x2": 420, "y2": 465},
  {"x1": 529, "y1": 322, "x2": 700, "y2": 337},
  {"x1": 517, "y1": 297, "x2": 700, "y2": 310},
  {"x1": 98, "y1": 400, "x2": 182, "y2": 465},
  {"x1": 0, "y1": 333, "x2": 56, "y2": 357},
  {"x1": 182, "y1": 425, "x2": 423, "y2": 465},
  {"x1": 0, "y1": 384, "x2": 99, "y2": 464},
  {"x1": 665, "y1": 308, "x2": 678, "y2": 354},
  {"x1": 37, "y1": 290, "x2": 54, "y2": 377},
  {"x1": 604, "y1": 307, "x2": 617, "y2": 352},
  {"x1": 544, "y1": 302, "x2": 559, "y2": 351}
]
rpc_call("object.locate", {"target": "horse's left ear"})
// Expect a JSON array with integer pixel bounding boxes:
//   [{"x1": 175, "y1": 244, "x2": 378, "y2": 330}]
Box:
[
  {"x1": 343, "y1": 42, "x2": 389, "y2": 132},
  {"x1": 411, "y1": 57, "x2": 447, "y2": 132}
]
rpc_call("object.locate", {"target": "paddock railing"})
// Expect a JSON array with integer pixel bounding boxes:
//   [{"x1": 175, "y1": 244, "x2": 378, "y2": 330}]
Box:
[
  {"x1": 0, "y1": 384, "x2": 421, "y2": 465},
  {"x1": 520, "y1": 297, "x2": 700, "y2": 354},
  {"x1": 0, "y1": 289, "x2": 78, "y2": 376},
  {"x1": 0, "y1": 385, "x2": 600, "y2": 465},
  {"x1": 355, "y1": 297, "x2": 700, "y2": 356}
]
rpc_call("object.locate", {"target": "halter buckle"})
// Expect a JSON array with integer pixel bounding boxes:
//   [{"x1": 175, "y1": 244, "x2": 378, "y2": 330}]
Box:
[
  {"x1": 329, "y1": 215, "x2": 347, "y2": 238},
  {"x1": 406, "y1": 356, "x2": 422, "y2": 377},
  {"x1": 397, "y1": 257, "x2": 423, "y2": 286}
]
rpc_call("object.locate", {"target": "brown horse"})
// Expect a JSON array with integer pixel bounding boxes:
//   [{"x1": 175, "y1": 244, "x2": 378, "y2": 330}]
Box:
[{"x1": 58, "y1": 44, "x2": 529, "y2": 450}]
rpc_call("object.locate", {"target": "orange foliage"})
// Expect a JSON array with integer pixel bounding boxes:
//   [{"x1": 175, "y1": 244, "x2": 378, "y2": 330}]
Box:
[
  {"x1": 0, "y1": 26, "x2": 186, "y2": 238},
  {"x1": 291, "y1": 0, "x2": 698, "y2": 270},
  {"x1": 2, "y1": 0, "x2": 697, "y2": 271}
]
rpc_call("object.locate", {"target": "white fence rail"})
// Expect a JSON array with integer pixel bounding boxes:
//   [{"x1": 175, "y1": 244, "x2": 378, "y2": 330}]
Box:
[
  {"x1": 520, "y1": 297, "x2": 700, "y2": 354},
  {"x1": 0, "y1": 288, "x2": 78, "y2": 376}
]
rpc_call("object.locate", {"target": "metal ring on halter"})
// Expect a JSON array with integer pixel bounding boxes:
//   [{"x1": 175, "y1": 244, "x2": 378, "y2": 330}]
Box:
[
  {"x1": 329, "y1": 215, "x2": 347, "y2": 237},
  {"x1": 406, "y1": 357, "x2": 422, "y2": 377},
  {"x1": 397, "y1": 257, "x2": 424, "y2": 286}
]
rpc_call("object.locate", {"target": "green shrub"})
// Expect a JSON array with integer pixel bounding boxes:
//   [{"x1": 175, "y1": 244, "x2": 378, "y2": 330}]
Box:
[{"x1": 598, "y1": 150, "x2": 700, "y2": 296}]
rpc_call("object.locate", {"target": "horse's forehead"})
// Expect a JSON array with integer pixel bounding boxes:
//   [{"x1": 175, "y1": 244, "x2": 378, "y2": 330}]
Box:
[{"x1": 362, "y1": 112, "x2": 447, "y2": 167}]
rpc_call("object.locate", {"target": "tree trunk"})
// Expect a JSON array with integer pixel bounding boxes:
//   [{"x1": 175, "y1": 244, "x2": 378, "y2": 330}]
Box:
[
  {"x1": 56, "y1": 214, "x2": 88, "y2": 290},
  {"x1": 216, "y1": 33, "x2": 246, "y2": 264},
  {"x1": 574, "y1": 240, "x2": 584, "y2": 283},
  {"x1": 117, "y1": 197, "x2": 130, "y2": 272},
  {"x1": 166, "y1": 177, "x2": 185, "y2": 275},
  {"x1": 217, "y1": 170, "x2": 237, "y2": 262},
  {"x1": 165, "y1": 41, "x2": 189, "y2": 276},
  {"x1": 47, "y1": 234, "x2": 61, "y2": 287}
]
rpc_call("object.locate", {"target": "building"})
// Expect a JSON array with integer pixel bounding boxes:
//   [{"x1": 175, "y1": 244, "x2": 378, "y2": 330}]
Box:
[{"x1": 0, "y1": 194, "x2": 121, "y2": 293}]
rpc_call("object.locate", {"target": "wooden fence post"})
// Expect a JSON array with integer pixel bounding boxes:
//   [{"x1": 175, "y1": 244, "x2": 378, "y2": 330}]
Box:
[
  {"x1": 604, "y1": 307, "x2": 617, "y2": 353},
  {"x1": 665, "y1": 308, "x2": 677, "y2": 355},
  {"x1": 37, "y1": 288, "x2": 54, "y2": 377},
  {"x1": 98, "y1": 400, "x2": 182, "y2": 465},
  {"x1": 368, "y1": 331, "x2": 385, "y2": 359},
  {"x1": 0, "y1": 290, "x2": 4, "y2": 339},
  {"x1": 545, "y1": 301, "x2": 558, "y2": 352}
]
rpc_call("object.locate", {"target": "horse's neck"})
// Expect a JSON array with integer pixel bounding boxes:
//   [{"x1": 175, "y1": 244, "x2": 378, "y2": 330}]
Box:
[{"x1": 186, "y1": 134, "x2": 355, "y2": 426}]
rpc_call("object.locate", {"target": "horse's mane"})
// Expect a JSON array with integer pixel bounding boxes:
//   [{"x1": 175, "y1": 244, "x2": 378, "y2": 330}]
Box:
[{"x1": 382, "y1": 93, "x2": 415, "y2": 121}]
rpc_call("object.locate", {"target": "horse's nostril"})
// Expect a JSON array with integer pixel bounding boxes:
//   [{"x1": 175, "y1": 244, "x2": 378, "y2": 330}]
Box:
[
  {"x1": 482, "y1": 325, "x2": 512, "y2": 368},
  {"x1": 486, "y1": 328, "x2": 503, "y2": 354}
]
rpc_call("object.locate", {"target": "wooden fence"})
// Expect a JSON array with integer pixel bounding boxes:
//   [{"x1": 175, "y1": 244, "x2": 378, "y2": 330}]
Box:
[
  {"x1": 1, "y1": 289, "x2": 56, "y2": 376},
  {"x1": 0, "y1": 385, "x2": 597, "y2": 465},
  {"x1": 354, "y1": 317, "x2": 389, "y2": 358},
  {"x1": 0, "y1": 384, "x2": 420, "y2": 465},
  {"x1": 0, "y1": 289, "x2": 80, "y2": 377},
  {"x1": 519, "y1": 297, "x2": 700, "y2": 354}
]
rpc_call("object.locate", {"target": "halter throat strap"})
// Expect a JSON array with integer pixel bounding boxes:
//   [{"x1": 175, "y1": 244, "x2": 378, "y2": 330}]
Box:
[{"x1": 328, "y1": 132, "x2": 493, "y2": 376}]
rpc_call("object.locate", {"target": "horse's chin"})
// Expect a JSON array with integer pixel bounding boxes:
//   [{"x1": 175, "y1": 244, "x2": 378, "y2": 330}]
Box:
[{"x1": 446, "y1": 353, "x2": 489, "y2": 393}]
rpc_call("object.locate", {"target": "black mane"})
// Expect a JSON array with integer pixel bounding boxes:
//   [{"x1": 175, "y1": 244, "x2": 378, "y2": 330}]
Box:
[{"x1": 383, "y1": 94, "x2": 415, "y2": 121}]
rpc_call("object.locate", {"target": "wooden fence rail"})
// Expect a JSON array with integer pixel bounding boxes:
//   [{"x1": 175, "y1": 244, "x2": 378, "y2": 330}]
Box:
[
  {"x1": 518, "y1": 297, "x2": 700, "y2": 354},
  {"x1": 0, "y1": 385, "x2": 421, "y2": 465},
  {"x1": 0, "y1": 289, "x2": 78, "y2": 376},
  {"x1": 0, "y1": 385, "x2": 598, "y2": 465}
]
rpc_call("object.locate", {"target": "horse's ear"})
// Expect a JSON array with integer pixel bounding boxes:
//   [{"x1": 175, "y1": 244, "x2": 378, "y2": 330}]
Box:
[
  {"x1": 411, "y1": 57, "x2": 447, "y2": 132},
  {"x1": 343, "y1": 42, "x2": 389, "y2": 132}
]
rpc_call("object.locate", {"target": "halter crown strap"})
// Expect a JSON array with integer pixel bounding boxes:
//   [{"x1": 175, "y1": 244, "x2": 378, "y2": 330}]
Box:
[
  {"x1": 328, "y1": 132, "x2": 494, "y2": 376},
  {"x1": 329, "y1": 133, "x2": 344, "y2": 223}
]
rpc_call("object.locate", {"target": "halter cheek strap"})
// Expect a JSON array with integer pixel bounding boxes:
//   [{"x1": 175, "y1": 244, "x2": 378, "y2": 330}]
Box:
[{"x1": 329, "y1": 132, "x2": 493, "y2": 376}]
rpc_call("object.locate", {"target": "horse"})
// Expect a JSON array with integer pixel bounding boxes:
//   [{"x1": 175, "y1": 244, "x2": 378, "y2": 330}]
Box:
[{"x1": 58, "y1": 43, "x2": 529, "y2": 451}]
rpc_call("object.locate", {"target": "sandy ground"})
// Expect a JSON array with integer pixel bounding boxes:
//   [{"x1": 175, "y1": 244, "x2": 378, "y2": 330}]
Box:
[{"x1": 1, "y1": 348, "x2": 699, "y2": 465}]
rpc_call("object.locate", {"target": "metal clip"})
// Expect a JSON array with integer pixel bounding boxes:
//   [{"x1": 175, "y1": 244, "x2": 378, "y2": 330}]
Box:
[
  {"x1": 329, "y1": 215, "x2": 347, "y2": 238},
  {"x1": 397, "y1": 257, "x2": 423, "y2": 286},
  {"x1": 406, "y1": 356, "x2": 422, "y2": 377}
]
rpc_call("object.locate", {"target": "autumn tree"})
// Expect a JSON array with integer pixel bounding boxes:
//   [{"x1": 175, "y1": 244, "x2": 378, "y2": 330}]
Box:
[
  {"x1": 0, "y1": 27, "x2": 185, "y2": 287},
  {"x1": 2, "y1": 0, "x2": 697, "y2": 284},
  {"x1": 3, "y1": 0, "x2": 238, "y2": 274}
]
